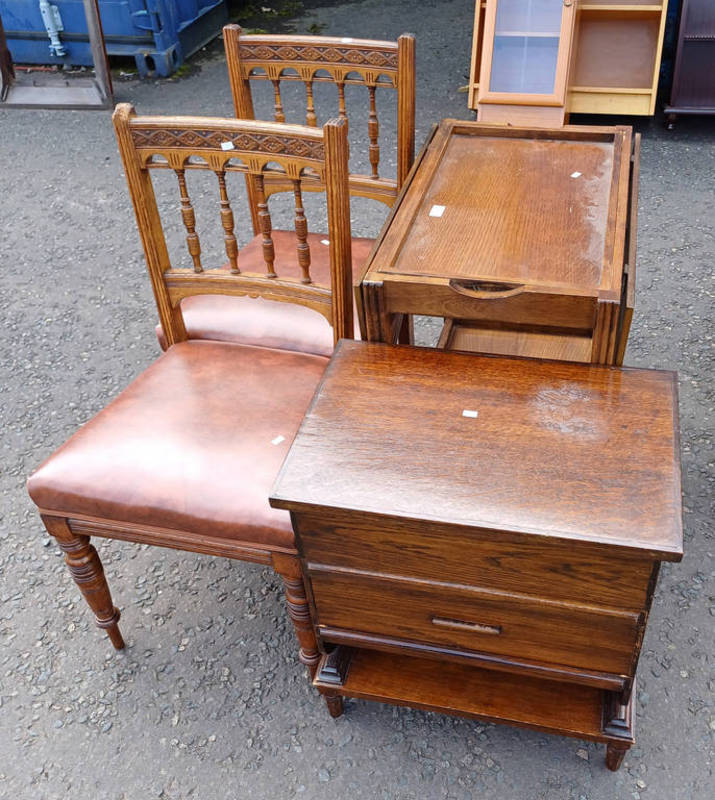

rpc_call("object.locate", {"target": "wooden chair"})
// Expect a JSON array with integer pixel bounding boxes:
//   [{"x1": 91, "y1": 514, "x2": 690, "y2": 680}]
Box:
[
  {"x1": 224, "y1": 25, "x2": 416, "y2": 207},
  {"x1": 26, "y1": 104, "x2": 355, "y2": 676},
  {"x1": 155, "y1": 26, "x2": 416, "y2": 354}
]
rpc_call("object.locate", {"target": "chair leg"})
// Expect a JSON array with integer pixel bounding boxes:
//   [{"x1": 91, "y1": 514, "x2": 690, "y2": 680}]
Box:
[
  {"x1": 272, "y1": 553, "x2": 320, "y2": 677},
  {"x1": 42, "y1": 515, "x2": 124, "y2": 650}
]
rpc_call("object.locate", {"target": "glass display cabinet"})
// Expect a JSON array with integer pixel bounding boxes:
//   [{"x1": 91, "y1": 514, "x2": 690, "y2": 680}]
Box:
[
  {"x1": 469, "y1": 1, "x2": 670, "y2": 124},
  {"x1": 477, "y1": 0, "x2": 576, "y2": 125}
]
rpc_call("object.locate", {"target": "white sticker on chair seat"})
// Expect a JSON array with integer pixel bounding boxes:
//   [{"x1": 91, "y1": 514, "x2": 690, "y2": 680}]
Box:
[
  {"x1": 271, "y1": 435, "x2": 286, "y2": 446},
  {"x1": 570, "y1": 171, "x2": 582, "y2": 178},
  {"x1": 462, "y1": 409, "x2": 478, "y2": 418},
  {"x1": 221, "y1": 141, "x2": 235, "y2": 151},
  {"x1": 429, "y1": 205, "x2": 446, "y2": 218}
]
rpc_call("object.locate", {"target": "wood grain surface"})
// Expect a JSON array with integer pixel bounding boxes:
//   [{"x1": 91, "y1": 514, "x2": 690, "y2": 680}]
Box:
[
  {"x1": 313, "y1": 648, "x2": 633, "y2": 745},
  {"x1": 440, "y1": 320, "x2": 593, "y2": 362},
  {"x1": 309, "y1": 570, "x2": 639, "y2": 674},
  {"x1": 271, "y1": 341, "x2": 682, "y2": 559},
  {"x1": 390, "y1": 133, "x2": 612, "y2": 286},
  {"x1": 294, "y1": 509, "x2": 655, "y2": 610},
  {"x1": 369, "y1": 121, "x2": 630, "y2": 298}
]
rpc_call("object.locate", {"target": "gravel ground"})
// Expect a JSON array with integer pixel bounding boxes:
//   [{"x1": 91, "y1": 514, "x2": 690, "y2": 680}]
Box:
[{"x1": 1, "y1": 1, "x2": 713, "y2": 798}]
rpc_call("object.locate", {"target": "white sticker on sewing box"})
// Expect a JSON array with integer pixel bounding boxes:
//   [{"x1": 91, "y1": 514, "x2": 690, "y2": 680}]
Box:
[
  {"x1": 221, "y1": 141, "x2": 235, "y2": 151},
  {"x1": 271, "y1": 435, "x2": 286, "y2": 446},
  {"x1": 570, "y1": 171, "x2": 582, "y2": 178},
  {"x1": 429, "y1": 205, "x2": 446, "y2": 218},
  {"x1": 462, "y1": 409, "x2": 478, "y2": 419},
  {"x1": 320, "y1": 239, "x2": 330, "y2": 245}
]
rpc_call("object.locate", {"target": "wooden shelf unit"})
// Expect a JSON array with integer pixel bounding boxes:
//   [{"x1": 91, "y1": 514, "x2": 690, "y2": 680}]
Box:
[
  {"x1": 314, "y1": 648, "x2": 634, "y2": 750},
  {"x1": 468, "y1": 0, "x2": 669, "y2": 120},
  {"x1": 665, "y1": 0, "x2": 715, "y2": 126}
]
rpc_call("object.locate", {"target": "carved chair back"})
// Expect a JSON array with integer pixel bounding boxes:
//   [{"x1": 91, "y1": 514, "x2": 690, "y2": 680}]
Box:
[
  {"x1": 113, "y1": 103, "x2": 353, "y2": 350},
  {"x1": 223, "y1": 25, "x2": 416, "y2": 215}
]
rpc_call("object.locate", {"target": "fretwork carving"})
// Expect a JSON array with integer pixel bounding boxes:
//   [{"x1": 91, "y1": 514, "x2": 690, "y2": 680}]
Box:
[
  {"x1": 240, "y1": 42, "x2": 398, "y2": 71},
  {"x1": 131, "y1": 127, "x2": 325, "y2": 161}
]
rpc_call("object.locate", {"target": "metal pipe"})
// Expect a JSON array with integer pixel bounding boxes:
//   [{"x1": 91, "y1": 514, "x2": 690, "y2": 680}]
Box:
[{"x1": 38, "y1": 0, "x2": 67, "y2": 58}]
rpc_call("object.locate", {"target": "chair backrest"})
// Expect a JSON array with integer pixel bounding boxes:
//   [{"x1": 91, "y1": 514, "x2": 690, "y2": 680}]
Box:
[
  {"x1": 223, "y1": 25, "x2": 415, "y2": 213},
  {"x1": 112, "y1": 103, "x2": 353, "y2": 350}
]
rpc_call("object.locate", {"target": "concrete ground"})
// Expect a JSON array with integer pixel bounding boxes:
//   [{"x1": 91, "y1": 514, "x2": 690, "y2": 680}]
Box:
[{"x1": 1, "y1": 1, "x2": 713, "y2": 798}]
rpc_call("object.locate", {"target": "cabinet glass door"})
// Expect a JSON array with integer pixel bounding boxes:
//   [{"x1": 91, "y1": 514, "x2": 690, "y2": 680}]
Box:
[{"x1": 480, "y1": 0, "x2": 573, "y2": 104}]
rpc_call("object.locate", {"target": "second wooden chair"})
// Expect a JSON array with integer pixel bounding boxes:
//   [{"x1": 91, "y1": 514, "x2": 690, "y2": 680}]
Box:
[{"x1": 156, "y1": 26, "x2": 416, "y2": 355}]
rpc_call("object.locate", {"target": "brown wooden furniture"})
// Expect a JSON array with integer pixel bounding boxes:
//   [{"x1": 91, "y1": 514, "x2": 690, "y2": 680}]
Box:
[
  {"x1": 665, "y1": 0, "x2": 715, "y2": 128},
  {"x1": 473, "y1": 0, "x2": 577, "y2": 126},
  {"x1": 469, "y1": 1, "x2": 669, "y2": 123},
  {"x1": 26, "y1": 105, "x2": 357, "y2": 676},
  {"x1": 153, "y1": 27, "x2": 416, "y2": 355},
  {"x1": 270, "y1": 340, "x2": 683, "y2": 770},
  {"x1": 358, "y1": 119, "x2": 640, "y2": 365},
  {"x1": 224, "y1": 25, "x2": 416, "y2": 208}
]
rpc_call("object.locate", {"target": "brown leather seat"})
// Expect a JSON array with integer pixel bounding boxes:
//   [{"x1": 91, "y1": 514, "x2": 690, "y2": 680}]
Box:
[
  {"x1": 28, "y1": 341, "x2": 328, "y2": 551},
  {"x1": 156, "y1": 231, "x2": 374, "y2": 354},
  {"x1": 27, "y1": 110, "x2": 355, "y2": 669}
]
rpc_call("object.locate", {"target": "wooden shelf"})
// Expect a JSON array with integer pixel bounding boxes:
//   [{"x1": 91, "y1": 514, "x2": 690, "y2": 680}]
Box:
[
  {"x1": 572, "y1": 14, "x2": 660, "y2": 90},
  {"x1": 315, "y1": 648, "x2": 633, "y2": 745},
  {"x1": 580, "y1": 2, "x2": 663, "y2": 10},
  {"x1": 469, "y1": 0, "x2": 668, "y2": 116},
  {"x1": 495, "y1": 31, "x2": 561, "y2": 38},
  {"x1": 570, "y1": 85, "x2": 653, "y2": 94},
  {"x1": 438, "y1": 321, "x2": 593, "y2": 362}
]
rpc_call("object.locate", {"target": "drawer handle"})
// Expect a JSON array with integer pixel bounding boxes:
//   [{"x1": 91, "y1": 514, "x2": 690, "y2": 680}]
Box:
[
  {"x1": 449, "y1": 278, "x2": 524, "y2": 299},
  {"x1": 431, "y1": 616, "x2": 502, "y2": 635}
]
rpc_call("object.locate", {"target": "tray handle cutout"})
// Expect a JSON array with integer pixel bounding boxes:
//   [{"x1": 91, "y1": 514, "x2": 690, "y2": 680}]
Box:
[{"x1": 449, "y1": 279, "x2": 525, "y2": 299}]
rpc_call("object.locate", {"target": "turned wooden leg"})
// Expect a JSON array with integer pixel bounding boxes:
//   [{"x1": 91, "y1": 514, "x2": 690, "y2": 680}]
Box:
[
  {"x1": 314, "y1": 647, "x2": 351, "y2": 720},
  {"x1": 272, "y1": 553, "x2": 320, "y2": 677},
  {"x1": 42, "y1": 516, "x2": 124, "y2": 649},
  {"x1": 602, "y1": 688, "x2": 633, "y2": 771},
  {"x1": 324, "y1": 694, "x2": 344, "y2": 718},
  {"x1": 606, "y1": 743, "x2": 629, "y2": 771}
]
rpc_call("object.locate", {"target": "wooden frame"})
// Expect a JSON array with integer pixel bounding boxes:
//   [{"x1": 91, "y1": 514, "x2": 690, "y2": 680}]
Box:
[
  {"x1": 358, "y1": 119, "x2": 637, "y2": 365},
  {"x1": 468, "y1": 1, "x2": 670, "y2": 120},
  {"x1": 223, "y1": 25, "x2": 416, "y2": 213},
  {"x1": 665, "y1": 0, "x2": 715, "y2": 126},
  {"x1": 467, "y1": 1, "x2": 487, "y2": 110},
  {"x1": 112, "y1": 104, "x2": 354, "y2": 350}
]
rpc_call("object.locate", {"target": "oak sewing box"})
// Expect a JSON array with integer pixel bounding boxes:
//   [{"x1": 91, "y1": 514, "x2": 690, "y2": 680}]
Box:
[{"x1": 270, "y1": 340, "x2": 683, "y2": 769}]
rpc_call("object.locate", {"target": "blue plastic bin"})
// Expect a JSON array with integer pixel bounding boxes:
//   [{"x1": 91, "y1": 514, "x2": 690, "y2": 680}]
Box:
[{"x1": 0, "y1": 0, "x2": 228, "y2": 76}]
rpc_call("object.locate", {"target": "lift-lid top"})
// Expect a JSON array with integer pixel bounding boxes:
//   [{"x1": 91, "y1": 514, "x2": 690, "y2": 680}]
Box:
[{"x1": 271, "y1": 341, "x2": 682, "y2": 561}]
